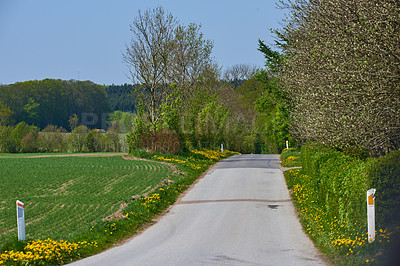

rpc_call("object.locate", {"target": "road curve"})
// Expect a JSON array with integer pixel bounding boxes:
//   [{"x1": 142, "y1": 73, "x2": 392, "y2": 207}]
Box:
[{"x1": 71, "y1": 154, "x2": 326, "y2": 266}]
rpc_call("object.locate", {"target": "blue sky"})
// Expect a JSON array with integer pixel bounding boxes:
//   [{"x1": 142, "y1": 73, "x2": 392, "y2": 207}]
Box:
[{"x1": 0, "y1": 0, "x2": 286, "y2": 85}]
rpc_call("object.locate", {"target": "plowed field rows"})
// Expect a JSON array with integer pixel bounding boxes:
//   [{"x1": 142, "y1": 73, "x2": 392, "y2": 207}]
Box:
[{"x1": 0, "y1": 155, "x2": 175, "y2": 244}]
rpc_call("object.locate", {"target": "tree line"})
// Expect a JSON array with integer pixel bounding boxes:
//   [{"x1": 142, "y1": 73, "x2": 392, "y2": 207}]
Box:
[
  {"x1": 0, "y1": 122, "x2": 126, "y2": 153},
  {"x1": 0, "y1": 79, "x2": 110, "y2": 130}
]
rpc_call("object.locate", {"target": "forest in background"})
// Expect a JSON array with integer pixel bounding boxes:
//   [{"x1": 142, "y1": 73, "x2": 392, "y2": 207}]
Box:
[{"x1": 0, "y1": 67, "x2": 285, "y2": 154}]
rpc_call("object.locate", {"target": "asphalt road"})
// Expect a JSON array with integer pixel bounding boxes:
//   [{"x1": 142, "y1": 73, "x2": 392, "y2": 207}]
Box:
[{"x1": 71, "y1": 154, "x2": 326, "y2": 266}]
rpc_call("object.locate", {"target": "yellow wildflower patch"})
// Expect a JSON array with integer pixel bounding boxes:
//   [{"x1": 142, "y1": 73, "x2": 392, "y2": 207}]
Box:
[{"x1": 0, "y1": 239, "x2": 97, "y2": 265}]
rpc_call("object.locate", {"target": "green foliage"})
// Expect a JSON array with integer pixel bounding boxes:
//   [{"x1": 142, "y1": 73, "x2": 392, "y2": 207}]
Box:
[
  {"x1": 129, "y1": 85, "x2": 255, "y2": 154},
  {"x1": 84, "y1": 129, "x2": 102, "y2": 152},
  {"x1": 0, "y1": 101, "x2": 13, "y2": 126},
  {"x1": 258, "y1": 39, "x2": 283, "y2": 74},
  {"x1": 240, "y1": 133, "x2": 257, "y2": 154},
  {"x1": 195, "y1": 96, "x2": 228, "y2": 147},
  {"x1": 37, "y1": 125, "x2": 67, "y2": 152},
  {"x1": 301, "y1": 143, "x2": 368, "y2": 222},
  {"x1": 105, "y1": 84, "x2": 137, "y2": 112},
  {"x1": 0, "y1": 126, "x2": 13, "y2": 153},
  {"x1": 68, "y1": 113, "x2": 79, "y2": 131},
  {"x1": 284, "y1": 167, "x2": 400, "y2": 265},
  {"x1": 68, "y1": 125, "x2": 90, "y2": 152},
  {"x1": 253, "y1": 41, "x2": 291, "y2": 154},
  {"x1": 157, "y1": 89, "x2": 182, "y2": 135},
  {"x1": 236, "y1": 77, "x2": 265, "y2": 107},
  {"x1": 22, "y1": 97, "x2": 40, "y2": 126},
  {"x1": 368, "y1": 150, "x2": 400, "y2": 227},
  {"x1": 126, "y1": 116, "x2": 148, "y2": 153},
  {"x1": 2, "y1": 122, "x2": 38, "y2": 153},
  {"x1": 301, "y1": 143, "x2": 400, "y2": 228},
  {"x1": 103, "y1": 131, "x2": 124, "y2": 152},
  {"x1": 342, "y1": 146, "x2": 370, "y2": 160},
  {"x1": 20, "y1": 130, "x2": 39, "y2": 153},
  {"x1": 107, "y1": 111, "x2": 135, "y2": 133},
  {"x1": 272, "y1": 104, "x2": 289, "y2": 151}
]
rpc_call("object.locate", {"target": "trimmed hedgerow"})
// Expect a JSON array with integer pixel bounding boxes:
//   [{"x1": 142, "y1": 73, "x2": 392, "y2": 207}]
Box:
[
  {"x1": 285, "y1": 145, "x2": 400, "y2": 264},
  {"x1": 301, "y1": 143, "x2": 370, "y2": 226},
  {"x1": 301, "y1": 143, "x2": 400, "y2": 229}
]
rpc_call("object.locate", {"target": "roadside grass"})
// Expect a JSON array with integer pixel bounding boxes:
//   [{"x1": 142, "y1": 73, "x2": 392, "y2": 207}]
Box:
[
  {"x1": 280, "y1": 148, "x2": 301, "y2": 167},
  {"x1": 281, "y1": 151, "x2": 400, "y2": 265},
  {"x1": 0, "y1": 149, "x2": 238, "y2": 265}
]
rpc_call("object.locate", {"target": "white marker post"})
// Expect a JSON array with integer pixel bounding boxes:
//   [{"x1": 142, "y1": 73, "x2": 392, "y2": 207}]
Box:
[
  {"x1": 286, "y1": 140, "x2": 289, "y2": 150},
  {"x1": 221, "y1": 143, "x2": 224, "y2": 153},
  {"x1": 16, "y1": 200, "x2": 25, "y2": 241},
  {"x1": 367, "y1": 189, "x2": 376, "y2": 243}
]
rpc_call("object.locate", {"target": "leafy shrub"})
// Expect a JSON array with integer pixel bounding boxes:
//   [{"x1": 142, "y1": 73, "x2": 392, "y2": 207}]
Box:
[
  {"x1": 0, "y1": 122, "x2": 40, "y2": 153},
  {"x1": 0, "y1": 126, "x2": 13, "y2": 152},
  {"x1": 7, "y1": 122, "x2": 32, "y2": 153},
  {"x1": 20, "y1": 130, "x2": 39, "y2": 153},
  {"x1": 37, "y1": 131, "x2": 66, "y2": 152},
  {"x1": 300, "y1": 142, "x2": 331, "y2": 176},
  {"x1": 68, "y1": 125, "x2": 89, "y2": 152},
  {"x1": 102, "y1": 131, "x2": 121, "y2": 152},
  {"x1": 126, "y1": 116, "x2": 148, "y2": 153},
  {"x1": 84, "y1": 129, "x2": 103, "y2": 152}
]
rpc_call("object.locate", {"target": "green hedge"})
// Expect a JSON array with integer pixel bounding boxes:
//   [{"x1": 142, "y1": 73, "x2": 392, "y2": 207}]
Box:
[
  {"x1": 301, "y1": 143, "x2": 400, "y2": 228},
  {"x1": 368, "y1": 150, "x2": 400, "y2": 227}
]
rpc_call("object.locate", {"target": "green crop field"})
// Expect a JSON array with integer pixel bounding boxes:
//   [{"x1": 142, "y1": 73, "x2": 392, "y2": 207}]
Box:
[{"x1": 0, "y1": 154, "x2": 178, "y2": 247}]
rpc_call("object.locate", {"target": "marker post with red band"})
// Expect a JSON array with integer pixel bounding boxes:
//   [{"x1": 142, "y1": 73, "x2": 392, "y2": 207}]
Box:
[
  {"x1": 16, "y1": 200, "x2": 25, "y2": 241},
  {"x1": 367, "y1": 189, "x2": 376, "y2": 243}
]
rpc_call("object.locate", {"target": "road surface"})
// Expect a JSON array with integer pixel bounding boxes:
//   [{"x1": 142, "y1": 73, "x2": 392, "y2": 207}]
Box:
[{"x1": 71, "y1": 154, "x2": 326, "y2": 266}]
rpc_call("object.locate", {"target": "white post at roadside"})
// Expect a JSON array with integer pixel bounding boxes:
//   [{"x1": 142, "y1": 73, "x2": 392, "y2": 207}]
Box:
[
  {"x1": 367, "y1": 189, "x2": 376, "y2": 243},
  {"x1": 286, "y1": 140, "x2": 289, "y2": 150},
  {"x1": 221, "y1": 143, "x2": 224, "y2": 153},
  {"x1": 16, "y1": 200, "x2": 25, "y2": 241}
]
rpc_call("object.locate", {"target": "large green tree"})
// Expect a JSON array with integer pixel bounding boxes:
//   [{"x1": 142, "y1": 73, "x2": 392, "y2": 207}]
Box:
[
  {"x1": 123, "y1": 6, "x2": 217, "y2": 129},
  {"x1": 277, "y1": 0, "x2": 400, "y2": 156},
  {"x1": 123, "y1": 6, "x2": 177, "y2": 126}
]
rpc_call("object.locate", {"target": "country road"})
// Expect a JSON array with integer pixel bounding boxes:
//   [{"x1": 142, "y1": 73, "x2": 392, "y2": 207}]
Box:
[{"x1": 71, "y1": 154, "x2": 326, "y2": 266}]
